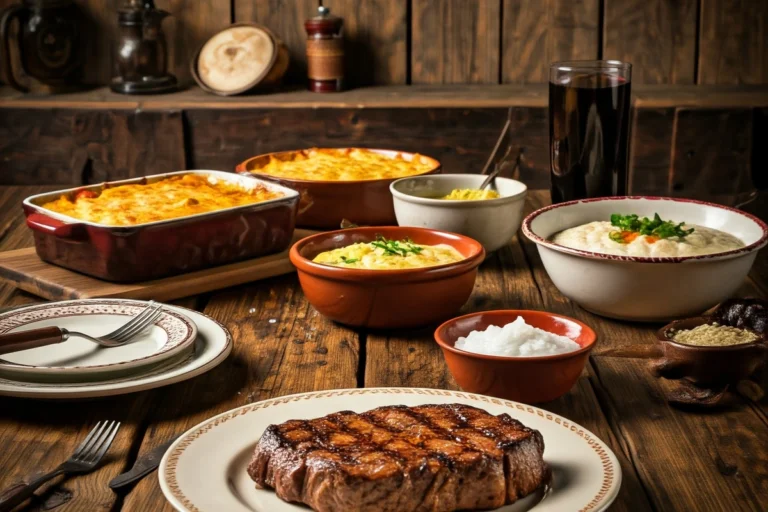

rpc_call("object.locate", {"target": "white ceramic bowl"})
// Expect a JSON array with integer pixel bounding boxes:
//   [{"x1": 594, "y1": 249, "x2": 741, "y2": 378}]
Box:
[
  {"x1": 522, "y1": 196, "x2": 768, "y2": 322},
  {"x1": 390, "y1": 174, "x2": 527, "y2": 253}
]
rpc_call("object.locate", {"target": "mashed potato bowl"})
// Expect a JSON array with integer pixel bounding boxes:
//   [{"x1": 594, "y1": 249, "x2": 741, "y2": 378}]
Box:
[
  {"x1": 522, "y1": 197, "x2": 768, "y2": 322},
  {"x1": 289, "y1": 226, "x2": 485, "y2": 328}
]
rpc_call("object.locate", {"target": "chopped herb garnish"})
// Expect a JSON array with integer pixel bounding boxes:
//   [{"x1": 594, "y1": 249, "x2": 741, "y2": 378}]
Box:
[
  {"x1": 609, "y1": 213, "x2": 694, "y2": 244},
  {"x1": 370, "y1": 235, "x2": 424, "y2": 257},
  {"x1": 339, "y1": 256, "x2": 359, "y2": 264}
]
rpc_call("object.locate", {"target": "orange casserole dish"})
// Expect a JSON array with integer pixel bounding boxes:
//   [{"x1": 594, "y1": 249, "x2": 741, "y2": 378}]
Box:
[
  {"x1": 254, "y1": 148, "x2": 436, "y2": 181},
  {"x1": 237, "y1": 148, "x2": 441, "y2": 229}
]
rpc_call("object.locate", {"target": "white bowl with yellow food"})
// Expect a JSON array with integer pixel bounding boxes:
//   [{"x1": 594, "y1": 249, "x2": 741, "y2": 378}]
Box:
[
  {"x1": 390, "y1": 174, "x2": 527, "y2": 253},
  {"x1": 522, "y1": 196, "x2": 768, "y2": 321},
  {"x1": 289, "y1": 226, "x2": 485, "y2": 328}
]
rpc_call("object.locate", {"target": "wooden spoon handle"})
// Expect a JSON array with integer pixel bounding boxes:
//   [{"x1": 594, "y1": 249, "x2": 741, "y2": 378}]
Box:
[
  {"x1": 0, "y1": 327, "x2": 65, "y2": 356},
  {"x1": 593, "y1": 344, "x2": 664, "y2": 359}
]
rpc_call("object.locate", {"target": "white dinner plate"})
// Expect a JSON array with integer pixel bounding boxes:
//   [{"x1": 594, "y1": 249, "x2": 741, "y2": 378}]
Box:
[
  {"x1": 159, "y1": 388, "x2": 621, "y2": 512},
  {"x1": 0, "y1": 300, "x2": 198, "y2": 378},
  {"x1": 0, "y1": 303, "x2": 231, "y2": 398}
]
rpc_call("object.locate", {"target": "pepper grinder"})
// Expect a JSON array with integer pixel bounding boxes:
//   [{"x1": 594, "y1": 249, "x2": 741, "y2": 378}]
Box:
[{"x1": 304, "y1": 1, "x2": 344, "y2": 92}]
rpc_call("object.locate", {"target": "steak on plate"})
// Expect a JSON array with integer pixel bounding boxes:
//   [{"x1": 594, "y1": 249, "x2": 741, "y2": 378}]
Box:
[{"x1": 247, "y1": 403, "x2": 548, "y2": 511}]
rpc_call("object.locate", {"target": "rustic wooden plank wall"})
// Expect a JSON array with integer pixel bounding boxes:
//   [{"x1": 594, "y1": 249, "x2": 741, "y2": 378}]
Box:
[
  {"x1": 411, "y1": 0, "x2": 500, "y2": 84},
  {"x1": 603, "y1": 0, "x2": 698, "y2": 84},
  {"x1": 698, "y1": 0, "x2": 768, "y2": 84},
  {"x1": 501, "y1": 0, "x2": 600, "y2": 84},
  {"x1": 0, "y1": 109, "x2": 186, "y2": 185},
  {"x1": 2, "y1": 0, "x2": 767, "y2": 87}
]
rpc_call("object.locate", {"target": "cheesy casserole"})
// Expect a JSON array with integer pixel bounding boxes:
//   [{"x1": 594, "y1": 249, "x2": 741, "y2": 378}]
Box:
[
  {"x1": 254, "y1": 148, "x2": 436, "y2": 181},
  {"x1": 40, "y1": 174, "x2": 285, "y2": 226}
]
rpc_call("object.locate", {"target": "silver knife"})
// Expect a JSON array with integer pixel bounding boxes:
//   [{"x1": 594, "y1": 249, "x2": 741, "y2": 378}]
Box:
[{"x1": 109, "y1": 435, "x2": 181, "y2": 490}]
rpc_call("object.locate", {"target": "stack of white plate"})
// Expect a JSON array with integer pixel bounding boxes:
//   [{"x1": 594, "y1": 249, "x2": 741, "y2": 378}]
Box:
[{"x1": 0, "y1": 299, "x2": 232, "y2": 399}]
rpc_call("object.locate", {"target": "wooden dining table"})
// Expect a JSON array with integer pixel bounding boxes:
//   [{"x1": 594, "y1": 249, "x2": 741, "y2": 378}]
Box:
[{"x1": 0, "y1": 185, "x2": 765, "y2": 512}]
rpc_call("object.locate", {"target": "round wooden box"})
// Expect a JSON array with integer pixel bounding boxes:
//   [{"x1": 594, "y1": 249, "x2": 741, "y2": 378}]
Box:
[{"x1": 191, "y1": 23, "x2": 289, "y2": 96}]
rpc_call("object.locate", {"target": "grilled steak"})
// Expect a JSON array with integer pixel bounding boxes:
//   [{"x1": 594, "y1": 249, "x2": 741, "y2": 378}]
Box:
[{"x1": 247, "y1": 403, "x2": 548, "y2": 511}]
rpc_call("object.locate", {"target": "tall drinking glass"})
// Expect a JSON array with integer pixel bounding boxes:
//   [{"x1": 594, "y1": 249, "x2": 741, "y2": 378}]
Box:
[{"x1": 549, "y1": 61, "x2": 632, "y2": 203}]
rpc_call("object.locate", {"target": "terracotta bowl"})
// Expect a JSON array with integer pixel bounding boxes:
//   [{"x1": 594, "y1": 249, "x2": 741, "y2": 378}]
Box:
[
  {"x1": 289, "y1": 226, "x2": 485, "y2": 329},
  {"x1": 655, "y1": 317, "x2": 768, "y2": 386},
  {"x1": 434, "y1": 310, "x2": 597, "y2": 404},
  {"x1": 237, "y1": 149, "x2": 441, "y2": 229}
]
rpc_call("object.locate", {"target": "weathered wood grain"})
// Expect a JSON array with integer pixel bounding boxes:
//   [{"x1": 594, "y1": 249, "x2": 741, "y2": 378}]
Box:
[
  {"x1": 502, "y1": 0, "x2": 599, "y2": 84},
  {"x1": 235, "y1": 0, "x2": 407, "y2": 87},
  {"x1": 74, "y1": 0, "x2": 113, "y2": 86},
  {"x1": 186, "y1": 106, "x2": 543, "y2": 182},
  {"x1": 0, "y1": 395, "x2": 150, "y2": 511},
  {"x1": 603, "y1": 0, "x2": 697, "y2": 84},
  {"x1": 670, "y1": 109, "x2": 754, "y2": 205},
  {"x1": 411, "y1": 0, "x2": 500, "y2": 84},
  {"x1": 752, "y1": 109, "x2": 768, "y2": 192},
  {"x1": 631, "y1": 84, "x2": 768, "y2": 108},
  {"x1": 628, "y1": 107, "x2": 675, "y2": 195},
  {"x1": 698, "y1": 0, "x2": 768, "y2": 85},
  {"x1": 121, "y1": 274, "x2": 360, "y2": 511},
  {"x1": 3, "y1": 84, "x2": 767, "y2": 111},
  {"x1": 0, "y1": 109, "x2": 185, "y2": 185},
  {"x1": 0, "y1": 83, "x2": 552, "y2": 109}
]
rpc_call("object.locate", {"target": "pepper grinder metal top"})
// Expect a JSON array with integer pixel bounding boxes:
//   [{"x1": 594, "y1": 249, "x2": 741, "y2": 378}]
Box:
[{"x1": 304, "y1": 2, "x2": 344, "y2": 92}]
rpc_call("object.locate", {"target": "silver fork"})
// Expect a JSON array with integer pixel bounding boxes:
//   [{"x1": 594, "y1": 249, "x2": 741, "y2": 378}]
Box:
[
  {"x1": 0, "y1": 301, "x2": 164, "y2": 356},
  {"x1": 0, "y1": 420, "x2": 121, "y2": 512}
]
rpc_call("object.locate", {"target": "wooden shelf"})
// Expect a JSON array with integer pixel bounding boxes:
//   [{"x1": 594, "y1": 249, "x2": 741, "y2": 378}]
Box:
[{"x1": 1, "y1": 84, "x2": 766, "y2": 110}]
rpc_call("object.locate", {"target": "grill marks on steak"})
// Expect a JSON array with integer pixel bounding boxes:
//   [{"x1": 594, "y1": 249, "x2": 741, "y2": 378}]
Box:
[{"x1": 247, "y1": 404, "x2": 547, "y2": 512}]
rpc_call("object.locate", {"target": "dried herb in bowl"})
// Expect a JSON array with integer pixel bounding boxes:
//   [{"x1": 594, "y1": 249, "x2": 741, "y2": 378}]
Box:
[{"x1": 669, "y1": 323, "x2": 759, "y2": 347}]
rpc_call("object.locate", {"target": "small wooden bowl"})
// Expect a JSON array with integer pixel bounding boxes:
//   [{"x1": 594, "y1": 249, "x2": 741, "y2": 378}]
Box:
[
  {"x1": 191, "y1": 23, "x2": 289, "y2": 96},
  {"x1": 289, "y1": 226, "x2": 484, "y2": 329},
  {"x1": 655, "y1": 317, "x2": 768, "y2": 386},
  {"x1": 434, "y1": 310, "x2": 597, "y2": 404}
]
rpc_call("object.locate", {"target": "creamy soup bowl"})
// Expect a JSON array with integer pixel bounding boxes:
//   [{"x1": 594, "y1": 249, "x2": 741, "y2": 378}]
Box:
[{"x1": 522, "y1": 197, "x2": 768, "y2": 322}]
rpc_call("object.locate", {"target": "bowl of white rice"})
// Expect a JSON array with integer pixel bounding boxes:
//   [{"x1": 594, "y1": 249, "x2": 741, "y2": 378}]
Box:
[{"x1": 434, "y1": 310, "x2": 597, "y2": 403}]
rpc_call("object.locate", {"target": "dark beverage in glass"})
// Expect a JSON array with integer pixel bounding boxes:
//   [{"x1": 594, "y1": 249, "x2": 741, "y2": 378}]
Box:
[{"x1": 549, "y1": 61, "x2": 632, "y2": 203}]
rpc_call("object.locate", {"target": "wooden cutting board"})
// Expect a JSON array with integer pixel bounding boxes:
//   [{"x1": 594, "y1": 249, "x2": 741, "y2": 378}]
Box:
[{"x1": 0, "y1": 229, "x2": 318, "y2": 302}]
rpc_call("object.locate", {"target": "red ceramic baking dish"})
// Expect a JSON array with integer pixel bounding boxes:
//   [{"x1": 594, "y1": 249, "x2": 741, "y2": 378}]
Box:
[
  {"x1": 22, "y1": 171, "x2": 299, "y2": 282},
  {"x1": 236, "y1": 148, "x2": 441, "y2": 229}
]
